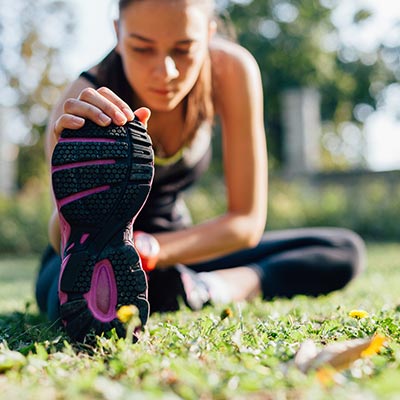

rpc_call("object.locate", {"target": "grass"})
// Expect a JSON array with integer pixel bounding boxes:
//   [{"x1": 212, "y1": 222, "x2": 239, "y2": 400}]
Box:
[{"x1": 0, "y1": 243, "x2": 400, "y2": 399}]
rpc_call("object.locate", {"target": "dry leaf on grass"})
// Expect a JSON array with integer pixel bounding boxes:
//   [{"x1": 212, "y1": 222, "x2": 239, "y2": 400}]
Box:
[{"x1": 294, "y1": 333, "x2": 387, "y2": 374}]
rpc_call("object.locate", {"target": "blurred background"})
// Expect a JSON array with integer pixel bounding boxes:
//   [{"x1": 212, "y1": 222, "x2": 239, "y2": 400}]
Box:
[{"x1": 0, "y1": 0, "x2": 399, "y2": 256}]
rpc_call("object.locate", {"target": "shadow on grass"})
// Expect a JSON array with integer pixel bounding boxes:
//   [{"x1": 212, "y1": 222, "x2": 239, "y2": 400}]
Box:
[
  {"x1": 0, "y1": 308, "x2": 65, "y2": 354},
  {"x1": 0, "y1": 308, "x2": 114, "y2": 356}
]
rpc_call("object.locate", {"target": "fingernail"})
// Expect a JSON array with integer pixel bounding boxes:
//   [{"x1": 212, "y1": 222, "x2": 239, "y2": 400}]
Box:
[
  {"x1": 71, "y1": 116, "x2": 85, "y2": 127},
  {"x1": 99, "y1": 113, "x2": 111, "y2": 125},
  {"x1": 122, "y1": 107, "x2": 134, "y2": 120},
  {"x1": 116, "y1": 111, "x2": 127, "y2": 124}
]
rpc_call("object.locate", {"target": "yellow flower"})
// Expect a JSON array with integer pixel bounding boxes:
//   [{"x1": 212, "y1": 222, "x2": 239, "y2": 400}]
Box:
[
  {"x1": 117, "y1": 305, "x2": 138, "y2": 324},
  {"x1": 348, "y1": 309, "x2": 369, "y2": 319},
  {"x1": 220, "y1": 307, "x2": 233, "y2": 320}
]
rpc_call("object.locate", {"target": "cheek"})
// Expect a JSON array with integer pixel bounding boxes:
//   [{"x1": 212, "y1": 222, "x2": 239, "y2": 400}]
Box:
[
  {"x1": 178, "y1": 51, "x2": 207, "y2": 82},
  {"x1": 120, "y1": 49, "x2": 146, "y2": 75},
  {"x1": 119, "y1": 56, "x2": 147, "y2": 96}
]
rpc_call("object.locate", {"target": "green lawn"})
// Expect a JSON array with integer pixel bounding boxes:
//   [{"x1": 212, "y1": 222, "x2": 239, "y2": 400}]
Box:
[{"x1": 0, "y1": 243, "x2": 400, "y2": 399}]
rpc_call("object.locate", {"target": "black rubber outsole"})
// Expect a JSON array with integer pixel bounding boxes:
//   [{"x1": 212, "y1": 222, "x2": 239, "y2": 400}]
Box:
[{"x1": 51, "y1": 119, "x2": 154, "y2": 341}]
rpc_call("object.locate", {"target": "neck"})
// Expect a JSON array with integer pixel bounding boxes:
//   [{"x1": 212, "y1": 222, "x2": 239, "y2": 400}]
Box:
[{"x1": 146, "y1": 103, "x2": 186, "y2": 157}]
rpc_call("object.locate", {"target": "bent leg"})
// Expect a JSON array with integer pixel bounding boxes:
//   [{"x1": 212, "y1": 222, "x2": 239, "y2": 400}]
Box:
[{"x1": 188, "y1": 227, "x2": 366, "y2": 299}]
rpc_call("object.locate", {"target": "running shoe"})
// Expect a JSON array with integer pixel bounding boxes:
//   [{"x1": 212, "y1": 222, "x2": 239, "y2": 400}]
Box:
[{"x1": 51, "y1": 118, "x2": 154, "y2": 341}]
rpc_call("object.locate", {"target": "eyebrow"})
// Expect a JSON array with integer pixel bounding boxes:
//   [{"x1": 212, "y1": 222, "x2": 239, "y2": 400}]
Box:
[{"x1": 128, "y1": 33, "x2": 195, "y2": 45}]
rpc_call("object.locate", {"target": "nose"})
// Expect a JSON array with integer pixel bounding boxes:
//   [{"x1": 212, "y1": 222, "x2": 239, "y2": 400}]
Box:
[{"x1": 153, "y1": 56, "x2": 179, "y2": 81}]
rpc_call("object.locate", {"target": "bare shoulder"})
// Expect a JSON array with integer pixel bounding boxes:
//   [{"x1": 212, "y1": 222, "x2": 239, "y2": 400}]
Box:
[
  {"x1": 210, "y1": 38, "x2": 260, "y2": 81},
  {"x1": 209, "y1": 38, "x2": 262, "y2": 112}
]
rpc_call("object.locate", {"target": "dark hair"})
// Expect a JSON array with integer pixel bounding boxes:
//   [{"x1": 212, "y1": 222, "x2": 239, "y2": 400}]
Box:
[
  {"x1": 118, "y1": 0, "x2": 214, "y2": 17},
  {"x1": 96, "y1": 0, "x2": 215, "y2": 145}
]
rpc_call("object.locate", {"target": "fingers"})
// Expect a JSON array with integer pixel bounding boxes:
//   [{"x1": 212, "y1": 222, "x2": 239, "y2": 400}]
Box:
[
  {"x1": 53, "y1": 87, "x2": 151, "y2": 141},
  {"x1": 73, "y1": 86, "x2": 132, "y2": 125},
  {"x1": 134, "y1": 107, "x2": 151, "y2": 127},
  {"x1": 96, "y1": 86, "x2": 135, "y2": 122},
  {"x1": 53, "y1": 114, "x2": 85, "y2": 140}
]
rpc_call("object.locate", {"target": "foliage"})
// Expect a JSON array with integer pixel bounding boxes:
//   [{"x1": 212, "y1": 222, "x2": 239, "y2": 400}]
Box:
[
  {"x1": 0, "y1": 182, "x2": 51, "y2": 255},
  {"x1": 265, "y1": 174, "x2": 400, "y2": 240},
  {"x1": 0, "y1": 0, "x2": 74, "y2": 188},
  {"x1": 2, "y1": 171, "x2": 400, "y2": 255},
  {"x1": 222, "y1": 0, "x2": 399, "y2": 168},
  {"x1": 1, "y1": 244, "x2": 400, "y2": 398},
  {"x1": 186, "y1": 172, "x2": 400, "y2": 241}
]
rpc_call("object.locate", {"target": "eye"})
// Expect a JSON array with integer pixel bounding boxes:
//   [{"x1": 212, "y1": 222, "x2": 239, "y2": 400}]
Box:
[
  {"x1": 173, "y1": 48, "x2": 191, "y2": 55},
  {"x1": 131, "y1": 47, "x2": 154, "y2": 54}
]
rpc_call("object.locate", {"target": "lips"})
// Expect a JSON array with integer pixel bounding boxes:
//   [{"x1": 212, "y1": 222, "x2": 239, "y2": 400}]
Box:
[{"x1": 150, "y1": 88, "x2": 174, "y2": 96}]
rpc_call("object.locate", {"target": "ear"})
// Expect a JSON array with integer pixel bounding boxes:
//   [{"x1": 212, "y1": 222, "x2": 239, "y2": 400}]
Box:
[
  {"x1": 208, "y1": 19, "x2": 217, "y2": 40},
  {"x1": 114, "y1": 20, "x2": 121, "y2": 54}
]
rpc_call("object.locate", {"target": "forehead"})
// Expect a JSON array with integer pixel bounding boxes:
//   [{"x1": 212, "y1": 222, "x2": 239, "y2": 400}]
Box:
[{"x1": 120, "y1": 0, "x2": 210, "y2": 41}]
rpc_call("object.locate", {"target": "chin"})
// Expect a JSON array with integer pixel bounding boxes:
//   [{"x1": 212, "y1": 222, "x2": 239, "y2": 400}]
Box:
[{"x1": 146, "y1": 98, "x2": 183, "y2": 112}]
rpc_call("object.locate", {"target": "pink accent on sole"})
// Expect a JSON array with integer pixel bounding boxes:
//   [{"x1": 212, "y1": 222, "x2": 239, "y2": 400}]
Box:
[
  {"x1": 58, "y1": 138, "x2": 116, "y2": 143},
  {"x1": 66, "y1": 242, "x2": 75, "y2": 252},
  {"x1": 84, "y1": 259, "x2": 117, "y2": 323},
  {"x1": 59, "y1": 213, "x2": 71, "y2": 258},
  {"x1": 58, "y1": 185, "x2": 111, "y2": 207},
  {"x1": 80, "y1": 233, "x2": 90, "y2": 245},
  {"x1": 59, "y1": 253, "x2": 71, "y2": 306},
  {"x1": 52, "y1": 159, "x2": 115, "y2": 173}
]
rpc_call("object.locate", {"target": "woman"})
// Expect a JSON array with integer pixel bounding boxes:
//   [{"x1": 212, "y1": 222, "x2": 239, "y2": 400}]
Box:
[{"x1": 36, "y1": 0, "x2": 365, "y2": 340}]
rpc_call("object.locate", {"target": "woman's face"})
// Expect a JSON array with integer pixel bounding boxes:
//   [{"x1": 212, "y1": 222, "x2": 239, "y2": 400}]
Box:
[{"x1": 115, "y1": 0, "x2": 214, "y2": 112}]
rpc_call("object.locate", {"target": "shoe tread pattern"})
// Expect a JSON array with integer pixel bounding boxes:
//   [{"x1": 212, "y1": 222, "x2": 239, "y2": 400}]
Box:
[
  {"x1": 51, "y1": 142, "x2": 128, "y2": 166},
  {"x1": 52, "y1": 119, "x2": 153, "y2": 341}
]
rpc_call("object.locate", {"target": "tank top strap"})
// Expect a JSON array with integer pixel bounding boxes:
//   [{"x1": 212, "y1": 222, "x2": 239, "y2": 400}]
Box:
[{"x1": 79, "y1": 71, "x2": 101, "y2": 88}]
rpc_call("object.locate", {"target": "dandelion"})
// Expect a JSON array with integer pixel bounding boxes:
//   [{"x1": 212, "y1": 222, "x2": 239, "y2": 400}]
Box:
[
  {"x1": 117, "y1": 304, "x2": 141, "y2": 342},
  {"x1": 348, "y1": 309, "x2": 369, "y2": 319},
  {"x1": 220, "y1": 307, "x2": 233, "y2": 320},
  {"x1": 117, "y1": 305, "x2": 138, "y2": 323}
]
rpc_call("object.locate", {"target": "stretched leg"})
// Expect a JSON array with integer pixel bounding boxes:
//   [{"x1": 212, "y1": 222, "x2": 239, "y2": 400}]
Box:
[{"x1": 35, "y1": 245, "x2": 61, "y2": 321}]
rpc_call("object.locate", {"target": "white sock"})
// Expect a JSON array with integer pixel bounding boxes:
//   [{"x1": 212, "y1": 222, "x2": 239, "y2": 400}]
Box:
[{"x1": 198, "y1": 272, "x2": 232, "y2": 304}]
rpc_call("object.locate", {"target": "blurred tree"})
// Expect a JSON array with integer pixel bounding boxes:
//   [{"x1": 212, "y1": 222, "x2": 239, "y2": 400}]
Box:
[
  {"x1": 0, "y1": 0, "x2": 74, "y2": 188},
  {"x1": 220, "y1": 0, "x2": 398, "y2": 170}
]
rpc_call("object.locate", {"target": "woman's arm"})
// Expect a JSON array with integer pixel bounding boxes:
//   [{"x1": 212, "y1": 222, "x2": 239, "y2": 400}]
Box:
[{"x1": 154, "y1": 41, "x2": 267, "y2": 266}]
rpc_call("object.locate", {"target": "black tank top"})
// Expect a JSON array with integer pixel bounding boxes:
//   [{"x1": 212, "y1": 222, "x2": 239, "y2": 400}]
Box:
[{"x1": 79, "y1": 71, "x2": 212, "y2": 233}]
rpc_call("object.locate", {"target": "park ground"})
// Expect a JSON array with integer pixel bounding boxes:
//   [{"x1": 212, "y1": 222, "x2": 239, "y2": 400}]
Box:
[{"x1": 0, "y1": 242, "x2": 400, "y2": 399}]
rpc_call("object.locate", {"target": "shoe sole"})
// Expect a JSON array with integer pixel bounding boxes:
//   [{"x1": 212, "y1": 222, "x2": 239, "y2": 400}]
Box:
[{"x1": 51, "y1": 119, "x2": 154, "y2": 341}]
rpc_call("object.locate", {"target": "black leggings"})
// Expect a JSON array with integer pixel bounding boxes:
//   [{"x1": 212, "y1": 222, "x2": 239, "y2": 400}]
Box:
[
  {"x1": 188, "y1": 227, "x2": 365, "y2": 298},
  {"x1": 35, "y1": 227, "x2": 365, "y2": 320}
]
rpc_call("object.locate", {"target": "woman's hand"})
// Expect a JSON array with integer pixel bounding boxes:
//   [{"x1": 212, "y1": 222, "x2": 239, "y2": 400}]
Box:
[{"x1": 52, "y1": 86, "x2": 151, "y2": 141}]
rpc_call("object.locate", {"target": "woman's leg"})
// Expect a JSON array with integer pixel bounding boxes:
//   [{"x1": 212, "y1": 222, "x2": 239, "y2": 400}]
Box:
[
  {"x1": 188, "y1": 227, "x2": 366, "y2": 300},
  {"x1": 35, "y1": 245, "x2": 61, "y2": 321}
]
